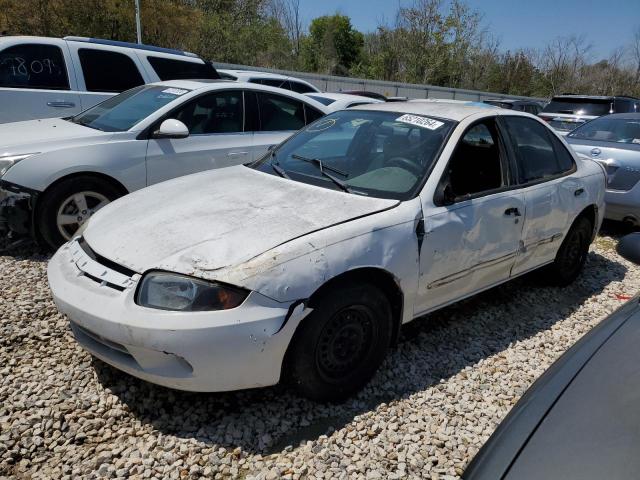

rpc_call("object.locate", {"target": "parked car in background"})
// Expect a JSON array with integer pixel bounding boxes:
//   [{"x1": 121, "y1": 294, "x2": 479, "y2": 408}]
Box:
[
  {"x1": 0, "y1": 36, "x2": 220, "y2": 124},
  {"x1": 304, "y1": 92, "x2": 384, "y2": 111},
  {"x1": 48, "y1": 102, "x2": 604, "y2": 401},
  {"x1": 341, "y1": 90, "x2": 389, "y2": 102},
  {"x1": 0, "y1": 80, "x2": 328, "y2": 248},
  {"x1": 566, "y1": 113, "x2": 640, "y2": 226},
  {"x1": 217, "y1": 69, "x2": 320, "y2": 94},
  {"x1": 539, "y1": 94, "x2": 640, "y2": 135},
  {"x1": 464, "y1": 232, "x2": 640, "y2": 480},
  {"x1": 482, "y1": 99, "x2": 543, "y2": 114}
]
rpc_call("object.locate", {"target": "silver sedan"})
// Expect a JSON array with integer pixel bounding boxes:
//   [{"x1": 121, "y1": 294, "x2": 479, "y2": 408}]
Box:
[{"x1": 567, "y1": 113, "x2": 640, "y2": 226}]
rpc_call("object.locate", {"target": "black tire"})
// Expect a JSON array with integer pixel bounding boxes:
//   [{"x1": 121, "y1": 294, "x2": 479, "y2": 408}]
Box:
[
  {"x1": 543, "y1": 216, "x2": 593, "y2": 286},
  {"x1": 37, "y1": 176, "x2": 122, "y2": 250},
  {"x1": 287, "y1": 283, "x2": 393, "y2": 402}
]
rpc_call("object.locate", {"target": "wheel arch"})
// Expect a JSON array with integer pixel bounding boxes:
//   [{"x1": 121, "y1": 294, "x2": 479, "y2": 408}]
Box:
[
  {"x1": 573, "y1": 204, "x2": 598, "y2": 242},
  {"x1": 33, "y1": 171, "x2": 129, "y2": 237}
]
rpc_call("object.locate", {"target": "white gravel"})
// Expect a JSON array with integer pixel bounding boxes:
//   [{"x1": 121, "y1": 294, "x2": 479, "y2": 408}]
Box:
[{"x1": 1, "y1": 233, "x2": 638, "y2": 479}]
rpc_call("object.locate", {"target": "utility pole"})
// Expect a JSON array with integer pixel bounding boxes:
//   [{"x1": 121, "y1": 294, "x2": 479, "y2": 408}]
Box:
[{"x1": 135, "y1": 0, "x2": 142, "y2": 44}]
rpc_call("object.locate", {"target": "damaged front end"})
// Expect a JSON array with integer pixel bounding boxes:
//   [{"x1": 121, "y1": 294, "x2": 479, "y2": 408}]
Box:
[{"x1": 0, "y1": 180, "x2": 38, "y2": 239}]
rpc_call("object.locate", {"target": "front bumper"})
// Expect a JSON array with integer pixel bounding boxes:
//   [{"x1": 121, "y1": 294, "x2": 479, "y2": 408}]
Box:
[
  {"x1": 47, "y1": 239, "x2": 311, "y2": 392},
  {"x1": 0, "y1": 180, "x2": 38, "y2": 238}
]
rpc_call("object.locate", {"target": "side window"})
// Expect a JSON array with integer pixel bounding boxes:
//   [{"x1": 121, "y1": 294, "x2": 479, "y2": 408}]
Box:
[
  {"x1": 257, "y1": 92, "x2": 305, "y2": 131},
  {"x1": 172, "y1": 90, "x2": 244, "y2": 134},
  {"x1": 304, "y1": 104, "x2": 324, "y2": 124},
  {"x1": 549, "y1": 134, "x2": 576, "y2": 172},
  {"x1": 445, "y1": 121, "x2": 504, "y2": 198},
  {"x1": 250, "y1": 78, "x2": 290, "y2": 90},
  {"x1": 503, "y1": 116, "x2": 570, "y2": 183},
  {"x1": 289, "y1": 81, "x2": 315, "y2": 94},
  {"x1": 0, "y1": 44, "x2": 69, "y2": 90},
  {"x1": 147, "y1": 56, "x2": 218, "y2": 81},
  {"x1": 78, "y1": 49, "x2": 144, "y2": 93}
]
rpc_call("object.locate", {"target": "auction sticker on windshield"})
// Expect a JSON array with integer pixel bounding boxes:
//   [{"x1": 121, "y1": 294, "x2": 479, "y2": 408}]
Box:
[
  {"x1": 396, "y1": 114, "x2": 444, "y2": 130},
  {"x1": 162, "y1": 88, "x2": 189, "y2": 96}
]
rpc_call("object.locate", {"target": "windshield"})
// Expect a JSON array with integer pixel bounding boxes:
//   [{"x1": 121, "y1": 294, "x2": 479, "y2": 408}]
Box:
[
  {"x1": 542, "y1": 98, "x2": 612, "y2": 117},
  {"x1": 251, "y1": 110, "x2": 455, "y2": 200},
  {"x1": 568, "y1": 116, "x2": 640, "y2": 144},
  {"x1": 70, "y1": 85, "x2": 191, "y2": 132}
]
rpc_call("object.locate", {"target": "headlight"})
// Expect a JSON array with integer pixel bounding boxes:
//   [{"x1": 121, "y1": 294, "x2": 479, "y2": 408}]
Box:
[
  {"x1": 0, "y1": 153, "x2": 38, "y2": 177},
  {"x1": 136, "y1": 272, "x2": 249, "y2": 311}
]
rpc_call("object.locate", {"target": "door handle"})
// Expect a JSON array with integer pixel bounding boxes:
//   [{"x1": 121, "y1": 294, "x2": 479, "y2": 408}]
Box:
[
  {"x1": 227, "y1": 151, "x2": 249, "y2": 157},
  {"x1": 574, "y1": 188, "x2": 585, "y2": 196},
  {"x1": 47, "y1": 101, "x2": 76, "y2": 108},
  {"x1": 504, "y1": 207, "x2": 522, "y2": 217}
]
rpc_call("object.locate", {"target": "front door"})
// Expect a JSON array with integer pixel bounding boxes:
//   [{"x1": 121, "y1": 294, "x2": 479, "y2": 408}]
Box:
[
  {"x1": 145, "y1": 90, "x2": 253, "y2": 185},
  {"x1": 416, "y1": 119, "x2": 525, "y2": 315}
]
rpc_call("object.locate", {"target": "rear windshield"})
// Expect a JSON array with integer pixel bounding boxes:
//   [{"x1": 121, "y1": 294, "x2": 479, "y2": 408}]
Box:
[
  {"x1": 568, "y1": 116, "x2": 640, "y2": 144},
  {"x1": 147, "y1": 56, "x2": 219, "y2": 81},
  {"x1": 307, "y1": 95, "x2": 336, "y2": 106},
  {"x1": 542, "y1": 98, "x2": 612, "y2": 116}
]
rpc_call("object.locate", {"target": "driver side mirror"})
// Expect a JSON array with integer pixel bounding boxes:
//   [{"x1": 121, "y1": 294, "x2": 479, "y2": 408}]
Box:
[
  {"x1": 434, "y1": 181, "x2": 456, "y2": 207},
  {"x1": 153, "y1": 119, "x2": 189, "y2": 139},
  {"x1": 617, "y1": 233, "x2": 640, "y2": 265}
]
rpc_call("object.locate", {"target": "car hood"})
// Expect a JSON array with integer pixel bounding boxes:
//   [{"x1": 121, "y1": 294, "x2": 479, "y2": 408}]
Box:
[
  {"x1": 0, "y1": 118, "x2": 112, "y2": 156},
  {"x1": 84, "y1": 166, "x2": 399, "y2": 279}
]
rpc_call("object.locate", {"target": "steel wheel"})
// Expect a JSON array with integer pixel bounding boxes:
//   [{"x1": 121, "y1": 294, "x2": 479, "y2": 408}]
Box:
[
  {"x1": 56, "y1": 191, "x2": 110, "y2": 240},
  {"x1": 315, "y1": 305, "x2": 376, "y2": 381}
]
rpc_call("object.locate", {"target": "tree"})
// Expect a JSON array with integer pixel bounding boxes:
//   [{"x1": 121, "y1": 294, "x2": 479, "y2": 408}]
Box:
[{"x1": 300, "y1": 14, "x2": 364, "y2": 75}]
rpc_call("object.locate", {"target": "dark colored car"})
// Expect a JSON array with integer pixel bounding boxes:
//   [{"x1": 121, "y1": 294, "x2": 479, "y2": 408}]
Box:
[
  {"x1": 482, "y1": 99, "x2": 543, "y2": 115},
  {"x1": 464, "y1": 233, "x2": 640, "y2": 480},
  {"x1": 539, "y1": 95, "x2": 640, "y2": 135}
]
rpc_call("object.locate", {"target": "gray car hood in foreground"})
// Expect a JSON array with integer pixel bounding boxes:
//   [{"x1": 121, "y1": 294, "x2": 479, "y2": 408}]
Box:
[
  {"x1": 85, "y1": 166, "x2": 399, "y2": 278},
  {"x1": 0, "y1": 118, "x2": 111, "y2": 155}
]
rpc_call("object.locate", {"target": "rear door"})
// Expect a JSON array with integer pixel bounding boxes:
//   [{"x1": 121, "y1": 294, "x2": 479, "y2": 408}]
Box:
[
  {"x1": 416, "y1": 118, "x2": 525, "y2": 314},
  {"x1": 502, "y1": 116, "x2": 586, "y2": 276},
  {"x1": 0, "y1": 39, "x2": 81, "y2": 123},
  {"x1": 67, "y1": 44, "x2": 147, "y2": 112},
  {"x1": 145, "y1": 89, "x2": 252, "y2": 185}
]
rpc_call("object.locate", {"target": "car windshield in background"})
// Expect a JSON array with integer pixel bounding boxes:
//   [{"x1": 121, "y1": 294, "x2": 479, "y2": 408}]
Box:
[
  {"x1": 569, "y1": 116, "x2": 640, "y2": 144},
  {"x1": 252, "y1": 110, "x2": 455, "y2": 200},
  {"x1": 70, "y1": 85, "x2": 190, "y2": 132},
  {"x1": 542, "y1": 98, "x2": 612, "y2": 116},
  {"x1": 307, "y1": 95, "x2": 336, "y2": 106}
]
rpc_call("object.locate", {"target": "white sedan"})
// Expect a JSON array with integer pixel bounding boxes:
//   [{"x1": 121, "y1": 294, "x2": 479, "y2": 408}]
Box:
[
  {"x1": 304, "y1": 92, "x2": 385, "y2": 111},
  {"x1": 48, "y1": 102, "x2": 606, "y2": 401},
  {"x1": 0, "y1": 80, "x2": 328, "y2": 248}
]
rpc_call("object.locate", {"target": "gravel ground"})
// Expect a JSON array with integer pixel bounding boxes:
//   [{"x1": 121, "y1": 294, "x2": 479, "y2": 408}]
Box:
[{"x1": 1, "y1": 230, "x2": 638, "y2": 479}]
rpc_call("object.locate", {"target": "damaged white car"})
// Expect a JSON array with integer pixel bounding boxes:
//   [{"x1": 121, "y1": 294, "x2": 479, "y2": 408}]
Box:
[{"x1": 48, "y1": 103, "x2": 606, "y2": 401}]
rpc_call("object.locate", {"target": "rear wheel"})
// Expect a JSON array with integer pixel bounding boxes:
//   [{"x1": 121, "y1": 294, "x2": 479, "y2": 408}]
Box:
[
  {"x1": 37, "y1": 176, "x2": 122, "y2": 250},
  {"x1": 287, "y1": 284, "x2": 393, "y2": 402},
  {"x1": 543, "y1": 216, "x2": 592, "y2": 286}
]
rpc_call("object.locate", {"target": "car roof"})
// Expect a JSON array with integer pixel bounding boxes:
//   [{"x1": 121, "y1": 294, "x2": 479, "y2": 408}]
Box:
[
  {"x1": 218, "y1": 69, "x2": 292, "y2": 81},
  {"x1": 354, "y1": 100, "x2": 498, "y2": 121},
  {"x1": 595, "y1": 112, "x2": 640, "y2": 120},
  {"x1": 306, "y1": 92, "x2": 380, "y2": 102},
  {"x1": 552, "y1": 94, "x2": 640, "y2": 101},
  {"x1": 63, "y1": 36, "x2": 200, "y2": 58}
]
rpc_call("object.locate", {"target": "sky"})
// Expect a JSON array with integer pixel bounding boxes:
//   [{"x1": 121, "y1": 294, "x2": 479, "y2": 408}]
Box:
[{"x1": 296, "y1": 0, "x2": 639, "y2": 60}]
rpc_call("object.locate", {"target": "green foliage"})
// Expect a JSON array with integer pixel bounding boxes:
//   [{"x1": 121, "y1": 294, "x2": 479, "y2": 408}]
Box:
[
  {"x1": 300, "y1": 14, "x2": 364, "y2": 75},
  {"x1": 0, "y1": 0, "x2": 638, "y2": 97}
]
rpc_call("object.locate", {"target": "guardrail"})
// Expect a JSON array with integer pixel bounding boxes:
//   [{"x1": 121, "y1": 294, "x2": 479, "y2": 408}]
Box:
[{"x1": 212, "y1": 62, "x2": 547, "y2": 103}]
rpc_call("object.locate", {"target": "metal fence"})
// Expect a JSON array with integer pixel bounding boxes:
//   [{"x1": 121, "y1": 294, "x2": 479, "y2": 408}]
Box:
[{"x1": 212, "y1": 62, "x2": 547, "y2": 103}]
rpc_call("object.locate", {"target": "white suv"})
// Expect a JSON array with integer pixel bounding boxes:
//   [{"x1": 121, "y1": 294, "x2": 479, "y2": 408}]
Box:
[{"x1": 0, "y1": 36, "x2": 219, "y2": 124}]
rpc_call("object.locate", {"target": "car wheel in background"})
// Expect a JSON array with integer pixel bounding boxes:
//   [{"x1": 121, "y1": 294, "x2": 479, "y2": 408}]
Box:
[
  {"x1": 543, "y1": 216, "x2": 592, "y2": 286},
  {"x1": 37, "y1": 176, "x2": 122, "y2": 250},
  {"x1": 287, "y1": 284, "x2": 393, "y2": 402}
]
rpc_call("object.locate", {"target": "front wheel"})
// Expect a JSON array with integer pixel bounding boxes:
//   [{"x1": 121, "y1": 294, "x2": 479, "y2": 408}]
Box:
[
  {"x1": 287, "y1": 284, "x2": 393, "y2": 402},
  {"x1": 543, "y1": 216, "x2": 593, "y2": 286},
  {"x1": 37, "y1": 176, "x2": 122, "y2": 250}
]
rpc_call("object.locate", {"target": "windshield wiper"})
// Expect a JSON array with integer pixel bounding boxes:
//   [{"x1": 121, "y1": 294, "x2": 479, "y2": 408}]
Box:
[
  {"x1": 290, "y1": 154, "x2": 352, "y2": 193},
  {"x1": 271, "y1": 162, "x2": 290, "y2": 179}
]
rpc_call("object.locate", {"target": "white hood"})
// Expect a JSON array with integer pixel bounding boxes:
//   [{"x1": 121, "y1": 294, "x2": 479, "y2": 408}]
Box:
[
  {"x1": 0, "y1": 118, "x2": 112, "y2": 156},
  {"x1": 84, "y1": 166, "x2": 399, "y2": 277}
]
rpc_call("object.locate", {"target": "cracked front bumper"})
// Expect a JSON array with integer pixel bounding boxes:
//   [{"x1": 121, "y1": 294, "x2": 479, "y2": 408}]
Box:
[
  {"x1": 0, "y1": 180, "x2": 38, "y2": 238},
  {"x1": 47, "y1": 240, "x2": 311, "y2": 392}
]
